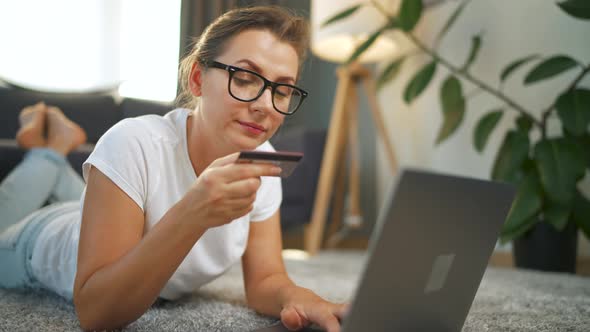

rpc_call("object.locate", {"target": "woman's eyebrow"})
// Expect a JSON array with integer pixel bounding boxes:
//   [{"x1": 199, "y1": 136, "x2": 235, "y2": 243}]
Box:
[{"x1": 235, "y1": 59, "x2": 295, "y2": 83}]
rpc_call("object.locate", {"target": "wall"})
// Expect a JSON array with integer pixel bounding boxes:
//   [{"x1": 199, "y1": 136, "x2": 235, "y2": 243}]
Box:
[{"x1": 376, "y1": 0, "x2": 590, "y2": 254}]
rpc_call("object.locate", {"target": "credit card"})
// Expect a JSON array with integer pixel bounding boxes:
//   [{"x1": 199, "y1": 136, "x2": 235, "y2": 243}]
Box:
[{"x1": 237, "y1": 150, "x2": 303, "y2": 178}]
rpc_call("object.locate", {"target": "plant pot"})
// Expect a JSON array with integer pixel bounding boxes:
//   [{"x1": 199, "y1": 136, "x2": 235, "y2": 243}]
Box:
[{"x1": 513, "y1": 220, "x2": 578, "y2": 273}]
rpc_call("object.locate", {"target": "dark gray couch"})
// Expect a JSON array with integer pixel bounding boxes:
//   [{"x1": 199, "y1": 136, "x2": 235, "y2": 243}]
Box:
[{"x1": 0, "y1": 86, "x2": 325, "y2": 230}]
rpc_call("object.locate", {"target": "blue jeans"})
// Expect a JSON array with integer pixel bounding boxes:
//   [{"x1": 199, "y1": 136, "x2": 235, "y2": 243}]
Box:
[{"x1": 0, "y1": 148, "x2": 84, "y2": 288}]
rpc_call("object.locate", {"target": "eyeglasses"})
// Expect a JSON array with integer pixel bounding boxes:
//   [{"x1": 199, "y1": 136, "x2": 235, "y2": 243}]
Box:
[{"x1": 207, "y1": 60, "x2": 308, "y2": 115}]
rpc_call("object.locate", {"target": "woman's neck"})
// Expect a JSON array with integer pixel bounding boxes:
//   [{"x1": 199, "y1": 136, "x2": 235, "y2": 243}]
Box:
[{"x1": 186, "y1": 108, "x2": 230, "y2": 177}]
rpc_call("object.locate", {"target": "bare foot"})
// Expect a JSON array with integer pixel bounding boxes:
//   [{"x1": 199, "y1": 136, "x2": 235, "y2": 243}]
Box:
[
  {"x1": 46, "y1": 106, "x2": 87, "y2": 156},
  {"x1": 16, "y1": 102, "x2": 47, "y2": 149}
]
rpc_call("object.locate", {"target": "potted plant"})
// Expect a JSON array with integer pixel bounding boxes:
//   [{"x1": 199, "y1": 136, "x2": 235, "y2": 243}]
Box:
[{"x1": 324, "y1": 0, "x2": 590, "y2": 273}]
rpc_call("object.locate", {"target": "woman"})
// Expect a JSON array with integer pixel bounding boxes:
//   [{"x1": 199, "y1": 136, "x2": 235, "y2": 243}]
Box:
[{"x1": 0, "y1": 6, "x2": 347, "y2": 332}]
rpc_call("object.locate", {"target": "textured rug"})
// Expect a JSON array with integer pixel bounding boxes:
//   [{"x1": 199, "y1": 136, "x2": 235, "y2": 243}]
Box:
[{"x1": 1, "y1": 250, "x2": 589, "y2": 331}]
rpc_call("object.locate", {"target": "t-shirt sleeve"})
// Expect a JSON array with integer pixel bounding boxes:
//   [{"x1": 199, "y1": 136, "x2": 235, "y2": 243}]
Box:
[
  {"x1": 248, "y1": 141, "x2": 283, "y2": 222},
  {"x1": 82, "y1": 118, "x2": 150, "y2": 211},
  {"x1": 250, "y1": 175, "x2": 282, "y2": 222}
]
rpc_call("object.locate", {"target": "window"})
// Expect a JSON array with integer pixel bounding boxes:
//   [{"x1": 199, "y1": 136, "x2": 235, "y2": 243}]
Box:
[{"x1": 0, "y1": 0, "x2": 181, "y2": 102}]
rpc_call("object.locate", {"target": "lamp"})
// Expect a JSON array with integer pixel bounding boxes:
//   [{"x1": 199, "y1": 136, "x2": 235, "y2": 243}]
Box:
[
  {"x1": 311, "y1": 0, "x2": 400, "y2": 63},
  {"x1": 305, "y1": 0, "x2": 403, "y2": 254}
]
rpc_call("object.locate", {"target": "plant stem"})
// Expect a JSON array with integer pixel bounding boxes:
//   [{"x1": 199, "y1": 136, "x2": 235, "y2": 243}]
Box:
[
  {"x1": 406, "y1": 33, "x2": 543, "y2": 128},
  {"x1": 370, "y1": 1, "x2": 538, "y2": 124},
  {"x1": 465, "y1": 88, "x2": 484, "y2": 101},
  {"x1": 540, "y1": 64, "x2": 590, "y2": 139},
  {"x1": 371, "y1": 0, "x2": 392, "y2": 17}
]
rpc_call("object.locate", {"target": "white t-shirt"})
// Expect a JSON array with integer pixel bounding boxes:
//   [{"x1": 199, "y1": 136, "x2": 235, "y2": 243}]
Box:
[{"x1": 31, "y1": 108, "x2": 282, "y2": 300}]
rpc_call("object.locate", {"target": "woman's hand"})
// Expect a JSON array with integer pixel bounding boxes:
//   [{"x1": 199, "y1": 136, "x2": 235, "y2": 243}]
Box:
[
  {"x1": 179, "y1": 152, "x2": 281, "y2": 230},
  {"x1": 280, "y1": 287, "x2": 349, "y2": 332}
]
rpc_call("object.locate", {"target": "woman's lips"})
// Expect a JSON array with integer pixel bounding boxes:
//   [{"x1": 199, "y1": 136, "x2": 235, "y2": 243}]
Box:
[{"x1": 238, "y1": 121, "x2": 266, "y2": 135}]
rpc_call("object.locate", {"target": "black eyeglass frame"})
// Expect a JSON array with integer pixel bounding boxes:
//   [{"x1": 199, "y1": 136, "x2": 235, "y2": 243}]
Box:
[{"x1": 207, "y1": 60, "x2": 308, "y2": 115}]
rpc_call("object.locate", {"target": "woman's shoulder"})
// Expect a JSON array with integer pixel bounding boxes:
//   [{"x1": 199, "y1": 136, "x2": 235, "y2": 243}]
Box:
[{"x1": 103, "y1": 108, "x2": 188, "y2": 144}]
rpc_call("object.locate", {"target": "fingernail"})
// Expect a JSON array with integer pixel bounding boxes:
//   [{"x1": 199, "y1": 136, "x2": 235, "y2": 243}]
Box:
[{"x1": 272, "y1": 167, "x2": 282, "y2": 175}]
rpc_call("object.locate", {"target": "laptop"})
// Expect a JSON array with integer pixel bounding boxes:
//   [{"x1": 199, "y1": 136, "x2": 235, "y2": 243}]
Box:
[{"x1": 254, "y1": 168, "x2": 515, "y2": 332}]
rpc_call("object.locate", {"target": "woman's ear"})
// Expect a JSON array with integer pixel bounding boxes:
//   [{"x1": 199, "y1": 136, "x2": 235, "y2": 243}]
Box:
[{"x1": 188, "y1": 62, "x2": 204, "y2": 96}]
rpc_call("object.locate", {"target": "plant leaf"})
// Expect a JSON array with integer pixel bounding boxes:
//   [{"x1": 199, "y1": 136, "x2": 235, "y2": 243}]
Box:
[
  {"x1": 524, "y1": 55, "x2": 579, "y2": 85},
  {"x1": 403, "y1": 61, "x2": 437, "y2": 104},
  {"x1": 399, "y1": 0, "x2": 423, "y2": 31},
  {"x1": 473, "y1": 110, "x2": 503, "y2": 153},
  {"x1": 346, "y1": 28, "x2": 383, "y2": 64},
  {"x1": 556, "y1": 88, "x2": 590, "y2": 136},
  {"x1": 534, "y1": 138, "x2": 587, "y2": 205},
  {"x1": 563, "y1": 134, "x2": 590, "y2": 170},
  {"x1": 435, "y1": 0, "x2": 471, "y2": 44},
  {"x1": 500, "y1": 170, "x2": 543, "y2": 239},
  {"x1": 516, "y1": 115, "x2": 534, "y2": 133},
  {"x1": 500, "y1": 54, "x2": 541, "y2": 83},
  {"x1": 573, "y1": 136, "x2": 589, "y2": 169},
  {"x1": 499, "y1": 217, "x2": 537, "y2": 244},
  {"x1": 461, "y1": 35, "x2": 481, "y2": 71},
  {"x1": 437, "y1": 76, "x2": 465, "y2": 144},
  {"x1": 557, "y1": 0, "x2": 590, "y2": 20},
  {"x1": 322, "y1": 4, "x2": 362, "y2": 27},
  {"x1": 377, "y1": 57, "x2": 405, "y2": 90},
  {"x1": 572, "y1": 190, "x2": 590, "y2": 239},
  {"x1": 544, "y1": 201, "x2": 572, "y2": 231},
  {"x1": 583, "y1": 134, "x2": 590, "y2": 169},
  {"x1": 386, "y1": 16, "x2": 399, "y2": 29},
  {"x1": 491, "y1": 130, "x2": 530, "y2": 183}
]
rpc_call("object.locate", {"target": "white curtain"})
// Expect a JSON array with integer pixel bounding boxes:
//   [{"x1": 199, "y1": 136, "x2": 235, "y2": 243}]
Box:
[{"x1": 0, "y1": 0, "x2": 181, "y2": 102}]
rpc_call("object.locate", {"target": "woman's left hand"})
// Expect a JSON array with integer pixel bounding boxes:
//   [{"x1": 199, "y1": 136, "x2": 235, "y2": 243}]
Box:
[{"x1": 280, "y1": 287, "x2": 349, "y2": 332}]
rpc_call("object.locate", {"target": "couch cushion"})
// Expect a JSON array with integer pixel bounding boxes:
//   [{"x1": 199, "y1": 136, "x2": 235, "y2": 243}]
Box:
[
  {"x1": 0, "y1": 87, "x2": 120, "y2": 143},
  {"x1": 120, "y1": 98, "x2": 174, "y2": 118},
  {"x1": 0, "y1": 141, "x2": 26, "y2": 182},
  {"x1": 271, "y1": 127, "x2": 326, "y2": 229}
]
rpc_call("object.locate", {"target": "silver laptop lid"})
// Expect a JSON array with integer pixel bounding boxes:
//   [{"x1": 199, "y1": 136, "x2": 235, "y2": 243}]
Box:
[{"x1": 342, "y1": 168, "x2": 515, "y2": 332}]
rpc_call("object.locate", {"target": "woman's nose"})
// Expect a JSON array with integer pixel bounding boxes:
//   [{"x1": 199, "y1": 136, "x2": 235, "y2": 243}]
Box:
[{"x1": 251, "y1": 87, "x2": 274, "y2": 114}]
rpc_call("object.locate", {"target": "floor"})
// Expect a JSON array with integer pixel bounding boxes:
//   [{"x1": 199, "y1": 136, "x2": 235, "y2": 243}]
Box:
[{"x1": 282, "y1": 230, "x2": 590, "y2": 277}]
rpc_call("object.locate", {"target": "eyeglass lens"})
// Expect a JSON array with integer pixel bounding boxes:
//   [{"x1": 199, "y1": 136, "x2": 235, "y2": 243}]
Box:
[{"x1": 230, "y1": 70, "x2": 303, "y2": 114}]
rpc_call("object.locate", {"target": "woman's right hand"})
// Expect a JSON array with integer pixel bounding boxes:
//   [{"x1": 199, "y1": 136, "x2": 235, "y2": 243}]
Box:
[{"x1": 179, "y1": 152, "x2": 282, "y2": 230}]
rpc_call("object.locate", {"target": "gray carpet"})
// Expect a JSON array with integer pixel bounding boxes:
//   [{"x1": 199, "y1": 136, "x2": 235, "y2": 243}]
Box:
[{"x1": 1, "y1": 250, "x2": 589, "y2": 331}]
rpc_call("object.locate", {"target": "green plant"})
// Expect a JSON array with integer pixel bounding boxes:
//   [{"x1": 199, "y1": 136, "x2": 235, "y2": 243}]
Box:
[{"x1": 324, "y1": 0, "x2": 590, "y2": 243}]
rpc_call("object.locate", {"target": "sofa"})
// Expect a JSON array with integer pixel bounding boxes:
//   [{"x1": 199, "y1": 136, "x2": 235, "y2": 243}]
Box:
[{"x1": 0, "y1": 85, "x2": 326, "y2": 231}]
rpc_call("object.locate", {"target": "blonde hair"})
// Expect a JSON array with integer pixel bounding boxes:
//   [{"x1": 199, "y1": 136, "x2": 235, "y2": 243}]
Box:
[{"x1": 176, "y1": 6, "x2": 310, "y2": 109}]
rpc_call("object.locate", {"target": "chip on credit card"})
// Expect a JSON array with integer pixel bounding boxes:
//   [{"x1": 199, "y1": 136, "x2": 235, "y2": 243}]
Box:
[{"x1": 237, "y1": 151, "x2": 303, "y2": 178}]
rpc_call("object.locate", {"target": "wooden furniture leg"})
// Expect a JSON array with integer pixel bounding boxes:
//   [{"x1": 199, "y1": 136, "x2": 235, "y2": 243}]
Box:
[
  {"x1": 328, "y1": 80, "x2": 355, "y2": 246},
  {"x1": 327, "y1": 82, "x2": 363, "y2": 248},
  {"x1": 326, "y1": 150, "x2": 348, "y2": 248},
  {"x1": 326, "y1": 94, "x2": 351, "y2": 244},
  {"x1": 305, "y1": 64, "x2": 400, "y2": 255},
  {"x1": 346, "y1": 81, "x2": 362, "y2": 229},
  {"x1": 304, "y1": 67, "x2": 353, "y2": 255},
  {"x1": 363, "y1": 76, "x2": 398, "y2": 174}
]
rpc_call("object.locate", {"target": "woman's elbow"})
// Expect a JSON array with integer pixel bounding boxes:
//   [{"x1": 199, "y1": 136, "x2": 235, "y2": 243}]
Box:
[
  {"x1": 76, "y1": 313, "x2": 101, "y2": 332},
  {"x1": 73, "y1": 287, "x2": 129, "y2": 331},
  {"x1": 74, "y1": 290, "x2": 101, "y2": 331},
  {"x1": 75, "y1": 305, "x2": 131, "y2": 332},
  {"x1": 74, "y1": 301, "x2": 99, "y2": 331},
  {"x1": 73, "y1": 280, "x2": 96, "y2": 329}
]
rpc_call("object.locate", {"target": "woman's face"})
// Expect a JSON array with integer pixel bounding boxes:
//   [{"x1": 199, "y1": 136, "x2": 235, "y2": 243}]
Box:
[{"x1": 192, "y1": 29, "x2": 300, "y2": 152}]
